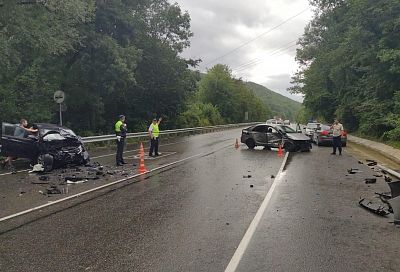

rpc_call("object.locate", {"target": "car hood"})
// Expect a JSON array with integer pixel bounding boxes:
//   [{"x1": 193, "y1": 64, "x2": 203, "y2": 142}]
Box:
[{"x1": 285, "y1": 133, "x2": 311, "y2": 141}]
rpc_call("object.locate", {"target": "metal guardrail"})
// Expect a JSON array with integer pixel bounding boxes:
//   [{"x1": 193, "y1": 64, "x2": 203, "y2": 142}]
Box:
[{"x1": 81, "y1": 122, "x2": 259, "y2": 143}]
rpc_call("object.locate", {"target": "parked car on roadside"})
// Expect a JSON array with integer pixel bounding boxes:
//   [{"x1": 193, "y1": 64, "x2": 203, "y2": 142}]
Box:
[
  {"x1": 1, "y1": 123, "x2": 90, "y2": 171},
  {"x1": 241, "y1": 124, "x2": 312, "y2": 152},
  {"x1": 312, "y1": 124, "x2": 347, "y2": 146},
  {"x1": 305, "y1": 122, "x2": 321, "y2": 137}
]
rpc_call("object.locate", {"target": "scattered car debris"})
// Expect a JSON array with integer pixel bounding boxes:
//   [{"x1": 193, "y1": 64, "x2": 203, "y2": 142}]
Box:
[
  {"x1": 373, "y1": 174, "x2": 383, "y2": 177},
  {"x1": 365, "y1": 178, "x2": 377, "y2": 184},
  {"x1": 387, "y1": 180, "x2": 400, "y2": 198},
  {"x1": 375, "y1": 192, "x2": 393, "y2": 213},
  {"x1": 359, "y1": 198, "x2": 390, "y2": 216},
  {"x1": 29, "y1": 164, "x2": 45, "y2": 173},
  {"x1": 358, "y1": 161, "x2": 364, "y2": 164},
  {"x1": 271, "y1": 175, "x2": 275, "y2": 178},
  {"x1": 46, "y1": 186, "x2": 62, "y2": 195},
  {"x1": 66, "y1": 179, "x2": 87, "y2": 184},
  {"x1": 19, "y1": 191, "x2": 26, "y2": 196},
  {"x1": 243, "y1": 175, "x2": 252, "y2": 178},
  {"x1": 389, "y1": 196, "x2": 400, "y2": 225},
  {"x1": 250, "y1": 184, "x2": 254, "y2": 188},
  {"x1": 347, "y1": 168, "x2": 363, "y2": 174},
  {"x1": 385, "y1": 176, "x2": 393, "y2": 183},
  {"x1": 367, "y1": 161, "x2": 378, "y2": 167},
  {"x1": 375, "y1": 192, "x2": 392, "y2": 199},
  {"x1": 39, "y1": 175, "x2": 49, "y2": 181}
]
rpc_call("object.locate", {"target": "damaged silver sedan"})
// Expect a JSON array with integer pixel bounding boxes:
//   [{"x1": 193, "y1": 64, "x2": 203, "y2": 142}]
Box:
[{"x1": 1, "y1": 123, "x2": 90, "y2": 171}]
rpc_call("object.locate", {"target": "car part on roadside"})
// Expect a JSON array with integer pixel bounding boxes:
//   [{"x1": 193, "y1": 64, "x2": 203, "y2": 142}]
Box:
[
  {"x1": 389, "y1": 196, "x2": 400, "y2": 224},
  {"x1": 347, "y1": 168, "x2": 363, "y2": 174},
  {"x1": 366, "y1": 160, "x2": 378, "y2": 167},
  {"x1": 243, "y1": 175, "x2": 252, "y2": 178},
  {"x1": 373, "y1": 174, "x2": 383, "y2": 177},
  {"x1": 29, "y1": 164, "x2": 45, "y2": 173},
  {"x1": 387, "y1": 180, "x2": 400, "y2": 198},
  {"x1": 359, "y1": 198, "x2": 390, "y2": 216},
  {"x1": 385, "y1": 175, "x2": 393, "y2": 183},
  {"x1": 365, "y1": 178, "x2": 377, "y2": 184},
  {"x1": 46, "y1": 185, "x2": 62, "y2": 195},
  {"x1": 66, "y1": 179, "x2": 88, "y2": 184},
  {"x1": 64, "y1": 176, "x2": 99, "y2": 182},
  {"x1": 375, "y1": 193, "x2": 394, "y2": 213}
]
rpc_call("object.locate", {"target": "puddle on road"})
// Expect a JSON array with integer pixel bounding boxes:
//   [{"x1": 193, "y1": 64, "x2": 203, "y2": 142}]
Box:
[{"x1": 346, "y1": 142, "x2": 400, "y2": 171}]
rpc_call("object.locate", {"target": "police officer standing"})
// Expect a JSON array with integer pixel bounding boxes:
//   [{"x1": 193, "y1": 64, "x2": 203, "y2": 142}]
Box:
[
  {"x1": 148, "y1": 117, "x2": 162, "y2": 157},
  {"x1": 115, "y1": 115, "x2": 127, "y2": 166}
]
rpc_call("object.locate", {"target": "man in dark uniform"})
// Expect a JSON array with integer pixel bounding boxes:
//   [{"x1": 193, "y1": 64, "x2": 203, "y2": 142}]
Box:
[{"x1": 115, "y1": 115, "x2": 127, "y2": 166}]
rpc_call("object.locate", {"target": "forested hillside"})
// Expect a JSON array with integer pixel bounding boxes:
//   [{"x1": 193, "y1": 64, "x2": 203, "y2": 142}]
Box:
[
  {"x1": 245, "y1": 82, "x2": 302, "y2": 121},
  {"x1": 291, "y1": 0, "x2": 400, "y2": 142},
  {"x1": 0, "y1": 1, "x2": 268, "y2": 135}
]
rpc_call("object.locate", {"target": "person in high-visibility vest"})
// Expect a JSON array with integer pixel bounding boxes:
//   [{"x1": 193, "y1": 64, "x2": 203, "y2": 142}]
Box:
[
  {"x1": 148, "y1": 117, "x2": 162, "y2": 157},
  {"x1": 115, "y1": 115, "x2": 127, "y2": 166}
]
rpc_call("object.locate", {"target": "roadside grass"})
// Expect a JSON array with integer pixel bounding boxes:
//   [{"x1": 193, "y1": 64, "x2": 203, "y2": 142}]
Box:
[{"x1": 352, "y1": 132, "x2": 400, "y2": 150}]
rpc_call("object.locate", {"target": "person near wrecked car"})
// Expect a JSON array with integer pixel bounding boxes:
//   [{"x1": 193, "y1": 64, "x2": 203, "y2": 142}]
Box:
[
  {"x1": 331, "y1": 119, "x2": 344, "y2": 156},
  {"x1": 148, "y1": 117, "x2": 162, "y2": 157},
  {"x1": 1, "y1": 119, "x2": 38, "y2": 169},
  {"x1": 115, "y1": 115, "x2": 127, "y2": 166}
]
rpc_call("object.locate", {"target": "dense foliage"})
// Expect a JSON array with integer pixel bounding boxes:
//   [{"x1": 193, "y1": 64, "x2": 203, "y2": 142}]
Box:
[
  {"x1": 291, "y1": 0, "x2": 400, "y2": 141},
  {"x1": 0, "y1": 1, "x2": 281, "y2": 135},
  {"x1": 245, "y1": 82, "x2": 301, "y2": 121}
]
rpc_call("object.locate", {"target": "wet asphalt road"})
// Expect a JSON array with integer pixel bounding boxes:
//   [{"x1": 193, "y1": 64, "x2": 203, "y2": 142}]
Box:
[
  {"x1": 1, "y1": 129, "x2": 400, "y2": 272},
  {"x1": 0, "y1": 128, "x2": 284, "y2": 271}
]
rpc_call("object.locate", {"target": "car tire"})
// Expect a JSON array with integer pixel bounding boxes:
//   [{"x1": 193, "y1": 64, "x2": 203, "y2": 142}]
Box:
[
  {"x1": 39, "y1": 154, "x2": 54, "y2": 172},
  {"x1": 246, "y1": 139, "x2": 256, "y2": 149}
]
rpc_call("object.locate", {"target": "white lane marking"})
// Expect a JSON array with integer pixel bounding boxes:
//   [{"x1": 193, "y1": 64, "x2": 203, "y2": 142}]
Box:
[
  {"x1": 224, "y1": 152, "x2": 290, "y2": 272},
  {"x1": 0, "y1": 140, "x2": 188, "y2": 178},
  {"x1": 0, "y1": 144, "x2": 232, "y2": 223},
  {"x1": 125, "y1": 152, "x2": 177, "y2": 160}
]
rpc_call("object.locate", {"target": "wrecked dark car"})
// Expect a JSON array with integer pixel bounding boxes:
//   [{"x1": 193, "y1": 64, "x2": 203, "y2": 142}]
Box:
[
  {"x1": 241, "y1": 124, "x2": 312, "y2": 152},
  {"x1": 1, "y1": 123, "x2": 89, "y2": 171}
]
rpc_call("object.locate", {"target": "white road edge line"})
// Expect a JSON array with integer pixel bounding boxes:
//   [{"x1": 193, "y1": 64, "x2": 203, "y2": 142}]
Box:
[
  {"x1": 224, "y1": 151, "x2": 290, "y2": 272},
  {"x1": 0, "y1": 144, "x2": 232, "y2": 223}
]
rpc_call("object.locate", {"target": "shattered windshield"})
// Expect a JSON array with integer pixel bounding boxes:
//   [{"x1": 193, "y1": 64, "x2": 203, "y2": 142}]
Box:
[{"x1": 280, "y1": 126, "x2": 296, "y2": 133}]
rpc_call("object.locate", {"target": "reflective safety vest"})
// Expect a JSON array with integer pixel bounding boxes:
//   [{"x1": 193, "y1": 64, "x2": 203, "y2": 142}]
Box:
[
  {"x1": 150, "y1": 123, "x2": 160, "y2": 137},
  {"x1": 115, "y1": 120, "x2": 123, "y2": 134}
]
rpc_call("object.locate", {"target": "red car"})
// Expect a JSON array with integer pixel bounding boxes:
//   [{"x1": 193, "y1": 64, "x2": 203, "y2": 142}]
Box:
[{"x1": 312, "y1": 124, "x2": 347, "y2": 147}]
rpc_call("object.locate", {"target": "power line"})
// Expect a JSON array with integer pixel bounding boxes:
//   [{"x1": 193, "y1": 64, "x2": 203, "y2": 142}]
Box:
[
  {"x1": 203, "y1": 7, "x2": 309, "y2": 67},
  {"x1": 230, "y1": 39, "x2": 297, "y2": 71},
  {"x1": 232, "y1": 44, "x2": 298, "y2": 74}
]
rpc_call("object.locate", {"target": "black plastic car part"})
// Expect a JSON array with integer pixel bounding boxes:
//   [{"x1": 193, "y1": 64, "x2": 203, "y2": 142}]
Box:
[
  {"x1": 387, "y1": 180, "x2": 400, "y2": 198},
  {"x1": 389, "y1": 196, "x2": 400, "y2": 224},
  {"x1": 359, "y1": 198, "x2": 390, "y2": 216}
]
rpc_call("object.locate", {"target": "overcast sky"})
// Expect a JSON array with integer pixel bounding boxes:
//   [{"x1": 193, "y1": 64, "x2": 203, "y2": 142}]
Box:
[{"x1": 174, "y1": 0, "x2": 313, "y2": 102}]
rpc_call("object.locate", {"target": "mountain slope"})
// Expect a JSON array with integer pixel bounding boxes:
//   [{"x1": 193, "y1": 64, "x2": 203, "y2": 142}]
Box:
[{"x1": 245, "y1": 81, "x2": 302, "y2": 121}]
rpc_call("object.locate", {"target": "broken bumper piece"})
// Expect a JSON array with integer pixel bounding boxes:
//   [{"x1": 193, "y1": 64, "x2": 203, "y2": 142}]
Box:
[{"x1": 359, "y1": 198, "x2": 390, "y2": 216}]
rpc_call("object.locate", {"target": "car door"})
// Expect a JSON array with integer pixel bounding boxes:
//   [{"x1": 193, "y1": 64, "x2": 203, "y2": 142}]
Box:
[
  {"x1": 251, "y1": 125, "x2": 268, "y2": 145},
  {"x1": 266, "y1": 126, "x2": 282, "y2": 147},
  {"x1": 1, "y1": 122, "x2": 38, "y2": 159}
]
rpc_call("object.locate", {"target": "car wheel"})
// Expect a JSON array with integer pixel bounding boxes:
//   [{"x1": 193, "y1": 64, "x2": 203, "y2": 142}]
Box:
[
  {"x1": 246, "y1": 139, "x2": 256, "y2": 149},
  {"x1": 39, "y1": 154, "x2": 54, "y2": 172}
]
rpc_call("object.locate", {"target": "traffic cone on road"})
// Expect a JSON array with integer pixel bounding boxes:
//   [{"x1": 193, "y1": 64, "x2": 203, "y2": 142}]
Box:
[
  {"x1": 277, "y1": 144, "x2": 284, "y2": 157},
  {"x1": 138, "y1": 142, "x2": 148, "y2": 174},
  {"x1": 235, "y1": 138, "x2": 239, "y2": 149}
]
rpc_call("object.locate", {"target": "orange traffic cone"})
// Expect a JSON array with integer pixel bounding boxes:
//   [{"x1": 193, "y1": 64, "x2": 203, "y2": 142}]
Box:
[
  {"x1": 277, "y1": 144, "x2": 284, "y2": 157},
  {"x1": 138, "y1": 142, "x2": 148, "y2": 174},
  {"x1": 235, "y1": 138, "x2": 239, "y2": 149}
]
